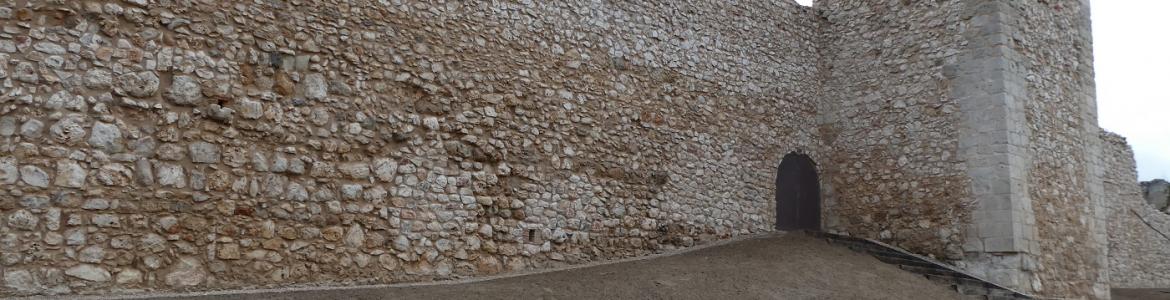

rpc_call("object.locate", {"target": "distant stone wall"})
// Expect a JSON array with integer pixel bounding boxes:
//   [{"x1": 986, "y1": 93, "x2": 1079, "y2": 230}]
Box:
[
  {"x1": 1104, "y1": 133, "x2": 1170, "y2": 288},
  {"x1": 0, "y1": 0, "x2": 822, "y2": 296},
  {"x1": 1140, "y1": 180, "x2": 1170, "y2": 211}
]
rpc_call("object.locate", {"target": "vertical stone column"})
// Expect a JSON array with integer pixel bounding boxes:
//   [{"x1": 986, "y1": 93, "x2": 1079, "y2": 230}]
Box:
[
  {"x1": 1074, "y1": 0, "x2": 1112, "y2": 297},
  {"x1": 951, "y1": 0, "x2": 1039, "y2": 293},
  {"x1": 953, "y1": 0, "x2": 1107, "y2": 297}
]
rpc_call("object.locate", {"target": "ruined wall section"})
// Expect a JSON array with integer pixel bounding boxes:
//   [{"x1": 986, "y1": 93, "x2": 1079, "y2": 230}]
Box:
[
  {"x1": 1007, "y1": 0, "x2": 1109, "y2": 298},
  {"x1": 0, "y1": 0, "x2": 822, "y2": 296},
  {"x1": 1103, "y1": 133, "x2": 1170, "y2": 288},
  {"x1": 816, "y1": 0, "x2": 973, "y2": 260}
]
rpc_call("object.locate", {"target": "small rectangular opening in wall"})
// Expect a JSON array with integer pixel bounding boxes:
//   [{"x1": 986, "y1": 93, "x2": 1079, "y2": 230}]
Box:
[{"x1": 794, "y1": 0, "x2": 814, "y2": 7}]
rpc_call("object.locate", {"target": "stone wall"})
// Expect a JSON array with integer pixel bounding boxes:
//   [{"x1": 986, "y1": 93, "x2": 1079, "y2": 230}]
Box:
[
  {"x1": 0, "y1": 0, "x2": 823, "y2": 296},
  {"x1": 1010, "y1": 0, "x2": 1109, "y2": 297},
  {"x1": 817, "y1": 0, "x2": 973, "y2": 261},
  {"x1": 1104, "y1": 133, "x2": 1170, "y2": 288},
  {"x1": 0, "y1": 0, "x2": 1125, "y2": 299}
]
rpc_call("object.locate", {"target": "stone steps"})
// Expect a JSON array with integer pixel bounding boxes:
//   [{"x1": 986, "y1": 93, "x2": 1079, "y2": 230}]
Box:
[{"x1": 808, "y1": 231, "x2": 1033, "y2": 300}]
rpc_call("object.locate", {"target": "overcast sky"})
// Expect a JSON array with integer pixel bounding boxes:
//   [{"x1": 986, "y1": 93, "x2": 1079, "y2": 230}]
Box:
[
  {"x1": 793, "y1": 0, "x2": 1169, "y2": 181},
  {"x1": 1093, "y1": 1, "x2": 1170, "y2": 181}
]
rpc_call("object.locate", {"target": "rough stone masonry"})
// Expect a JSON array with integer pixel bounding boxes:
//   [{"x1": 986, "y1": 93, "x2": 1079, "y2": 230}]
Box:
[{"x1": 0, "y1": 0, "x2": 1158, "y2": 299}]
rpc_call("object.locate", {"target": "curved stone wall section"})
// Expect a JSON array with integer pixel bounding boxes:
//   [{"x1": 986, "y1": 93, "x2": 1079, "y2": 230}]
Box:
[
  {"x1": 0, "y1": 0, "x2": 822, "y2": 296},
  {"x1": 1104, "y1": 133, "x2": 1170, "y2": 288}
]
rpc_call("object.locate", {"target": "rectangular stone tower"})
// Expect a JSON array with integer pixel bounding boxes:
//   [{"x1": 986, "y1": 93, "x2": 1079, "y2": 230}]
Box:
[{"x1": 816, "y1": 0, "x2": 1108, "y2": 298}]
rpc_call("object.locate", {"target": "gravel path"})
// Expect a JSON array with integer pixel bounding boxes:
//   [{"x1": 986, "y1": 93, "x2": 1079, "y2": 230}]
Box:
[
  {"x1": 146, "y1": 232, "x2": 961, "y2": 300},
  {"x1": 1112, "y1": 288, "x2": 1170, "y2": 300}
]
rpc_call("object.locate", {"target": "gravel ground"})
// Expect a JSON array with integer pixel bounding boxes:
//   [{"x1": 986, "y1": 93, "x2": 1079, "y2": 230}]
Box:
[
  {"x1": 1112, "y1": 288, "x2": 1170, "y2": 300},
  {"x1": 137, "y1": 232, "x2": 961, "y2": 300}
]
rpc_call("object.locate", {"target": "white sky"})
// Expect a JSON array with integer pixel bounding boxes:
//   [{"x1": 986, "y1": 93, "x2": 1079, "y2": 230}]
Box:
[
  {"x1": 792, "y1": 0, "x2": 1169, "y2": 180},
  {"x1": 1094, "y1": 0, "x2": 1170, "y2": 181}
]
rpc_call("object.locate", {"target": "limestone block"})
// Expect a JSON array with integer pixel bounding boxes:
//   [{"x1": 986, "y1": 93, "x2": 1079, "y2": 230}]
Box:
[
  {"x1": 7, "y1": 210, "x2": 38, "y2": 230},
  {"x1": 155, "y1": 163, "x2": 185, "y2": 188},
  {"x1": 164, "y1": 256, "x2": 207, "y2": 287},
  {"x1": 239, "y1": 99, "x2": 264, "y2": 119},
  {"x1": 19, "y1": 165, "x2": 49, "y2": 188},
  {"x1": 188, "y1": 142, "x2": 220, "y2": 164},
  {"x1": 373, "y1": 158, "x2": 397, "y2": 182},
  {"x1": 49, "y1": 116, "x2": 87, "y2": 144},
  {"x1": 304, "y1": 73, "x2": 328, "y2": 101},
  {"x1": 341, "y1": 184, "x2": 363, "y2": 200},
  {"x1": 346, "y1": 224, "x2": 366, "y2": 248},
  {"x1": 0, "y1": 157, "x2": 17, "y2": 184},
  {"x1": 92, "y1": 214, "x2": 120, "y2": 228},
  {"x1": 115, "y1": 269, "x2": 143, "y2": 284},
  {"x1": 217, "y1": 243, "x2": 241, "y2": 260},
  {"x1": 13, "y1": 62, "x2": 38, "y2": 83},
  {"x1": 166, "y1": 75, "x2": 204, "y2": 106},
  {"x1": 114, "y1": 71, "x2": 160, "y2": 98},
  {"x1": 339, "y1": 162, "x2": 370, "y2": 179},
  {"x1": 0, "y1": 116, "x2": 16, "y2": 136},
  {"x1": 78, "y1": 246, "x2": 105, "y2": 263},
  {"x1": 20, "y1": 119, "x2": 44, "y2": 140},
  {"x1": 88, "y1": 122, "x2": 124, "y2": 152},
  {"x1": 3, "y1": 269, "x2": 39, "y2": 292},
  {"x1": 65, "y1": 265, "x2": 110, "y2": 282},
  {"x1": 134, "y1": 159, "x2": 154, "y2": 186},
  {"x1": 84, "y1": 69, "x2": 112, "y2": 89},
  {"x1": 54, "y1": 160, "x2": 87, "y2": 188}
]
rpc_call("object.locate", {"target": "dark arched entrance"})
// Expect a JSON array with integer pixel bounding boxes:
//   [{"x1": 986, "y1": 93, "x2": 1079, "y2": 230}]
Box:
[{"x1": 775, "y1": 152, "x2": 821, "y2": 231}]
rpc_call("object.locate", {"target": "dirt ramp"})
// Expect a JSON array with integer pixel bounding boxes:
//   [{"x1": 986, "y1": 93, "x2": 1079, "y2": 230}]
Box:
[{"x1": 160, "y1": 233, "x2": 959, "y2": 300}]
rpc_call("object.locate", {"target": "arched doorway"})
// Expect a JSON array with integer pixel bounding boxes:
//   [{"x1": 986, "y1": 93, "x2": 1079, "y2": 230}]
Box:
[{"x1": 775, "y1": 152, "x2": 821, "y2": 231}]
